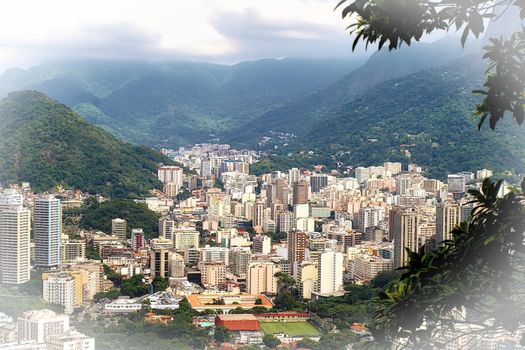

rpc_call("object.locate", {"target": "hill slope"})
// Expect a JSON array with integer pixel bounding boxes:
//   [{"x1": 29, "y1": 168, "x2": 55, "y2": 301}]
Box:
[
  {"x1": 252, "y1": 56, "x2": 525, "y2": 178},
  {"x1": 0, "y1": 91, "x2": 174, "y2": 197},
  {"x1": 227, "y1": 37, "x2": 481, "y2": 146},
  {"x1": 0, "y1": 58, "x2": 361, "y2": 147}
]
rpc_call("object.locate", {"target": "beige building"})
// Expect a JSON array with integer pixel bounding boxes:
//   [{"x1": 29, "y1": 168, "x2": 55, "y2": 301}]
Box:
[
  {"x1": 246, "y1": 261, "x2": 280, "y2": 295},
  {"x1": 390, "y1": 207, "x2": 420, "y2": 268},
  {"x1": 354, "y1": 254, "x2": 394, "y2": 283},
  {"x1": 174, "y1": 228, "x2": 200, "y2": 250},
  {"x1": 200, "y1": 261, "x2": 226, "y2": 287},
  {"x1": 150, "y1": 249, "x2": 170, "y2": 278},
  {"x1": 60, "y1": 240, "x2": 86, "y2": 262},
  {"x1": 297, "y1": 262, "x2": 318, "y2": 299},
  {"x1": 436, "y1": 200, "x2": 461, "y2": 244},
  {"x1": 111, "y1": 218, "x2": 127, "y2": 241}
]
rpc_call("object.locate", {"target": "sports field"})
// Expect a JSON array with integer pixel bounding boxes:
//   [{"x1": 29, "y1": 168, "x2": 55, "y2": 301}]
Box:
[{"x1": 260, "y1": 322, "x2": 321, "y2": 337}]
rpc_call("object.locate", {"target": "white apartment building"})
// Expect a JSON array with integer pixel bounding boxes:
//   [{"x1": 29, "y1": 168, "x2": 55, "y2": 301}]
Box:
[
  {"x1": 17, "y1": 310, "x2": 69, "y2": 344},
  {"x1": 0, "y1": 190, "x2": 31, "y2": 284},
  {"x1": 34, "y1": 195, "x2": 61, "y2": 267},
  {"x1": 246, "y1": 262, "x2": 280, "y2": 295},
  {"x1": 317, "y1": 250, "x2": 344, "y2": 296},
  {"x1": 43, "y1": 274, "x2": 76, "y2": 314}
]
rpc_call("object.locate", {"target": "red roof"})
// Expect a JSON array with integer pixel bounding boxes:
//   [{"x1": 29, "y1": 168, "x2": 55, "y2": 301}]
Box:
[{"x1": 255, "y1": 312, "x2": 310, "y2": 317}]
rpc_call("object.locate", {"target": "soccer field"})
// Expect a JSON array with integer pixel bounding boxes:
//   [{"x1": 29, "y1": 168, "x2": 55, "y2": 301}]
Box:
[{"x1": 260, "y1": 322, "x2": 322, "y2": 337}]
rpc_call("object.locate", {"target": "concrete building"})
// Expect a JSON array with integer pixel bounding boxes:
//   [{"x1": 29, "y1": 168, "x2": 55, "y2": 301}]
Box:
[
  {"x1": 436, "y1": 200, "x2": 461, "y2": 244},
  {"x1": 246, "y1": 262, "x2": 280, "y2": 295},
  {"x1": 354, "y1": 254, "x2": 394, "y2": 283},
  {"x1": 200, "y1": 261, "x2": 226, "y2": 287},
  {"x1": 43, "y1": 273, "x2": 77, "y2": 314},
  {"x1": 150, "y1": 249, "x2": 169, "y2": 278},
  {"x1": 17, "y1": 310, "x2": 69, "y2": 344},
  {"x1": 230, "y1": 248, "x2": 252, "y2": 277},
  {"x1": 293, "y1": 180, "x2": 309, "y2": 205},
  {"x1": 131, "y1": 228, "x2": 145, "y2": 251},
  {"x1": 200, "y1": 246, "x2": 229, "y2": 265},
  {"x1": 46, "y1": 330, "x2": 95, "y2": 350},
  {"x1": 317, "y1": 250, "x2": 343, "y2": 296},
  {"x1": 157, "y1": 166, "x2": 183, "y2": 187},
  {"x1": 287, "y1": 231, "x2": 307, "y2": 273},
  {"x1": 60, "y1": 240, "x2": 85, "y2": 262},
  {"x1": 174, "y1": 228, "x2": 200, "y2": 250},
  {"x1": 390, "y1": 207, "x2": 420, "y2": 268},
  {"x1": 111, "y1": 218, "x2": 127, "y2": 241},
  {"x1": 0, "y1": 190, "x2": 31, "y2": 284},
  {"x1": 252, "y1": 235, "x2": 271, "y2": 255},
  {"x1": 297, "y1": 262, "x2": 318, "y2": 299},
  {"x1": 34, "y1": 195, "x2": 61, "y2": 268}
]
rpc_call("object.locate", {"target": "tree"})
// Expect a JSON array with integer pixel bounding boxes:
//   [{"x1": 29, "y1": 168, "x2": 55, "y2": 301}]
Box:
[
  {"x1": 335, "y1": 2, "x2": 525, "y2": 348},
  {"x1": 214, "y1": 326, "x2": 232, "y2": 345},
  {"x1": 151, "y1": 276, "x2": 168, "y2": 292},
  {"x1": 262, "y1": 334, "x2": 281, "y2": 348},
  {"x1": 337, "y1": 0, "x2": 525, "y2": 131}
]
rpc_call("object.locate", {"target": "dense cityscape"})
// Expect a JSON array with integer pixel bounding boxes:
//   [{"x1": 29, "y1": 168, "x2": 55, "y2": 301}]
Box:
[{"x1": 0, "y1": 142, "x2": 520, "y2": 350}]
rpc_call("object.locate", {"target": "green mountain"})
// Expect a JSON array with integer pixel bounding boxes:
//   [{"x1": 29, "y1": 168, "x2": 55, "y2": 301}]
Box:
[
  {"x1": 0, "y1": 91, "x2": 175, "y2": 197},
  {"x1": 0, "y1": 58, "x2": 361, "y2": 147},
  {"x1": 251, "y1": 55, "x2": 525, "y2": 179},
  {"x1": 227, "y1": 37, "x2": 481, "y2": 146}
]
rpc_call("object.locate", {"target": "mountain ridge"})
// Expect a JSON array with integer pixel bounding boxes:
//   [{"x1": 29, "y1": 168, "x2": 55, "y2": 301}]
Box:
[{"x1": 0, "y1": 90, "x2": 175, "y2": 198}]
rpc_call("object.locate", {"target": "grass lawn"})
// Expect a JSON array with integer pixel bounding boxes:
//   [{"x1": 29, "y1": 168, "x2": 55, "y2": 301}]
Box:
[{"x1": 260, "y1": 322, "x2": 321, "y2": 337}]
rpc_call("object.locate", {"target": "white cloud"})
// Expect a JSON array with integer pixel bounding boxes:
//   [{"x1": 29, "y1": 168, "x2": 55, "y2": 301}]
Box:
[{"x1": 0, "y1": 0, "x2": 362, "y2": 72}]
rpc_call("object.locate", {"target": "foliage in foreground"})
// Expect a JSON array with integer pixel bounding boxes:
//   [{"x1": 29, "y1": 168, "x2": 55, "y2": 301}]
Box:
[{"x1": 367, "y1": 179, "x2": 525, "y2": 348}]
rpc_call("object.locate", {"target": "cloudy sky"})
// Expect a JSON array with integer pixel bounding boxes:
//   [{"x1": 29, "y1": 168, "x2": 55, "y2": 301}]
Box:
[{"x1": 0, "y1": 0, "x2": 456, "y2": 73}]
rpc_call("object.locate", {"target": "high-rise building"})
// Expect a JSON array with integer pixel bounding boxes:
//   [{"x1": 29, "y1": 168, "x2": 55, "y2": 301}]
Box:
[
  {"x1": 293, "y1": 180, "x2": 309, "y2": 205},
  {"x1": 384, "y1": 162, "x2": 402, "y2": 176},
  {"x1": 17, "y1": 310, "x2": 69, "y2": 344},
  {"x1": 275, "y1": 178, "x2": 287, "y2": 205},
  {"x1": 287, "y1": 231, "x2": 307, "y2": 273},
  {"x1": 200, "y1": 262, "x2": 226, "y2": 287},
  {"x1": 157, "y1": 166, "x2": 184, "y2": 187},
  {"x1": 355, "y1": 167, "x2": 370, "y2": 184},
  {"x1": 174, "y1": 228, "x2": 200, "y2": 250},
  {"x1": 436, "y1": 201, "x2": 461, "y2": 244},
  {"x1": 35, "y1": 195, "x2": 61, "y2": 268},
  {"x1": 200, "y1": 246, "x2": 229, "y2": 265},
  {"x1": 159, "y1": 216, "x2": 175, "y2": 240},
  {"x1": 354, "y1": 254, "x2": 394, "y2": 283},
  {"x1": 150, "y1": 249, "x2": 170, "y2": 278},
  {"x1": 288, "y1": 168, "x2": 301, "y2": 184},
  {"x1": 253, "y1": 200, "x2": 265, "y2": 227},
  {"x1": 246, "y1": 262, "x2": 280, "y2": 294},
  {"x1": 0, "y1": 190, "x2": 31, "y2": 284},
  {"x1": 297, "y1": 262, "x2": 318, "y2": 299},
  {"x1": 43, "y1": 273, "x2": 77, "y2": 314},
  {"x1": 252, "y1": 235, "x2": 271, "y2": 255},
  {"x1": 277, "y1": 211, "x2": 295, "y2": 234},
  {"x1": 390, "y1": 207, "x2": 420, "y2": 268},
  {"x1": 111, "y1": 218, "x2": 127, "y2": 241},
  {"x1": 60, "y1": 240, "x2": 85, "y2": 262},
  {"x1": 317, "y1": 250, "x2": 344, "y2": 295},
  {"x1": 447, "y1": 174, "x2": 466, "y2": 194},
  {"x1": 131, "y1": 228, "x2": 145, "y2": 251},
  {"x1": 309, "y1": 174, "x2": 329, "y2": 193},
  {"x1": 168, "y1": 252, "x2": 185, "y2": 278},
  {"x1": 230, "y1": 248, "x2": 251, "y2": 277}
]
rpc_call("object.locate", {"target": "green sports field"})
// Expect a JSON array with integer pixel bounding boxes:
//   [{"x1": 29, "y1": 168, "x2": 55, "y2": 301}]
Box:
[{"x1": 260, "y1": 322, "x2": 321, "y2": 337}]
